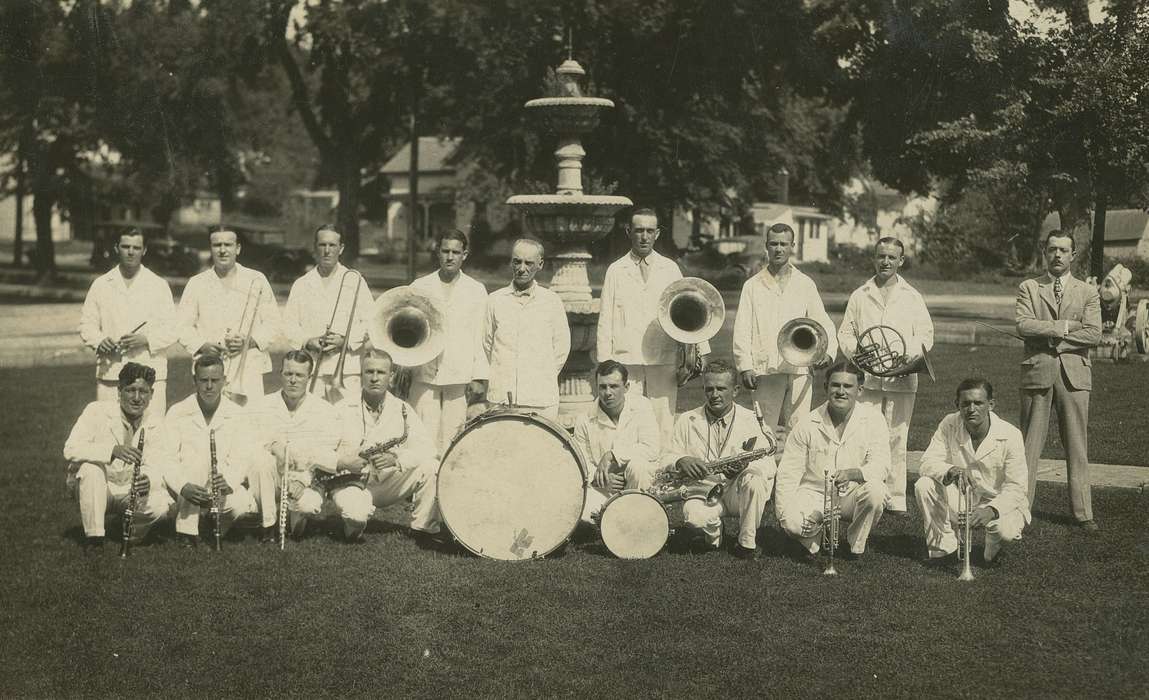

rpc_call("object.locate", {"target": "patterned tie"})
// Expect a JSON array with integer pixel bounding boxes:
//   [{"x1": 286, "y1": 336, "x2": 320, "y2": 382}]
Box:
[{"x1": 1054, "y1": 276, "x2": 1063, "y2": 307}]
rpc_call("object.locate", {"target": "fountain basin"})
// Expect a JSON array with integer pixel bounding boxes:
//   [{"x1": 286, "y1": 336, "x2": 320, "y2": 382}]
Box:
[
  {"x1": 525, "y1": 97, "x2": 615, "y2": 133},
  {"x1": 506, "y1": 194, "x2": 631, "y2": 244}
]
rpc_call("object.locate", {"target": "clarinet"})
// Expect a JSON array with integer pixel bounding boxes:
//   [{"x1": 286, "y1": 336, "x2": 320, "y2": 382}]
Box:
[
  {"x1": 209, "y1": 429, "x2": 222, "y2": 551},
  {"x1": 119, "y1": 429, "x2": 147, "y2": 558}
]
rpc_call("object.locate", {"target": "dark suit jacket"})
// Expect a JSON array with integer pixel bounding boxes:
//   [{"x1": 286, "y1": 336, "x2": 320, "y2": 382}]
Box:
[{"x1": 1015, "y1": 274, "x2": 1102, "y2": 390}]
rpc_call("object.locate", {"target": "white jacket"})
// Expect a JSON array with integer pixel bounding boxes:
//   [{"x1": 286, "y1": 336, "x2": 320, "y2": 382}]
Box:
[
  {"x1": 282, "y1": 264, "x2": 375, "y2": 376},
  {"x1": 572, "y1": 395, "x2": 661, "y2": 477},
  {"x1": 837, "y1": 275, "x2": 934, "y2": 393},
  {"x1": 335, "y1": 393, "x2": 439, "y2": 470},
  {"x1": 63, "y1": 400, "x2": 168, "y2": 487},
  {"x1": 733, "y1": 264, "x2": 837, "y2": 377},
  {"x1": 177, "y1": 263, "x2": 280, "y2": 376},
  {"x1": 155, "y1": 395, "x2": 257, "y2": 495},
  {"x1": 409, "y1": 270, "x2": 489, "y2": 385},
  {"x1": 482, "y1": 282, "x2": 570, "y2": 407},
  {"x1": 78, "y1": 265, "x2": 177, "y2": 381}
]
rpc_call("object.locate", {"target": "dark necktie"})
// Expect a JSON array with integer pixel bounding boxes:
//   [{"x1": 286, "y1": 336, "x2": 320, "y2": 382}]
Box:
[{"x1": 1054, "y1": 276, "x2": 1063, "y2": 307}]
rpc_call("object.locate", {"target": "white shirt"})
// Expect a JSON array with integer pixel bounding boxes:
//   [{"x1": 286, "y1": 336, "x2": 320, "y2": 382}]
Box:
[
  {"x1": 837, "y1": 275, "x2": 934, "y2": 393},
  {"x1": 155, "y1": 394, "x2": 254, "y2": 495},
  {"x1": 247, "y1": 391, "x2": 340, "y2": 476},
  {"x1": 918, "y1": 411, "x2": 1031, "y2": 522},
  {"x1": 177, "y1": 263, "x2": 280, "y2": 375},
  {"x1": 775, "y1": 403, "x2": 890, "y2": 522},
  {"x1": 409, "y1": 270, "x2": 490, "y2": 385},
  {"x1": 482, "y1": 282, "x2": 570, "y2": 407},
  {"x1": 335, "y1": 393, "x2": 439, "y2": 471},
  {"x1": 733, "y1": 264, "x2": 838, "y2": 376},
  {"x1": 664, "y1": 403, "x2": 776, "y2": 480},
  {"x1": 282, "y1": 264, "x2": 374, "y2": 376},
  {"x1": 78, "y1": 265, "x2": 177, "y2": 381},
  {"x1": 63, "y1": 400, "x2": 167, "y2": 487},
  {"x1": 596, "y1": 251, "x2": 709, "y2": 365},
  {"x1": 572, "y1": 395, "x2": 661, "y2": 476}
]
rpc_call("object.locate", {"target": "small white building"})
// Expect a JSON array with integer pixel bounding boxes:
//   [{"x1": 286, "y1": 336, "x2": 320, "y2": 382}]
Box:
[{"x1": 834, "y1": 178, "x2": 936, "y2": 254}]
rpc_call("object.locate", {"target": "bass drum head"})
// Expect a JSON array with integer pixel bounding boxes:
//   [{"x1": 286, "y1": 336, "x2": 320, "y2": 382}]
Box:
[
  {"x1": 599, "y1": 490, "x2": 670, "y2": 560},
  {"x1": 438, "y1": 412, "x2": 587, "y2": 561}
]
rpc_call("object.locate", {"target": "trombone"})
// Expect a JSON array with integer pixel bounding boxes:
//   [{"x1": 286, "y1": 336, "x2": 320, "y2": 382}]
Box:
[
  {"x1": 308, "y1": 269, "x2": 364, "y2": 401},
  {"x1": 224, "y1": 280, "x2": 261, "y2": 404}
]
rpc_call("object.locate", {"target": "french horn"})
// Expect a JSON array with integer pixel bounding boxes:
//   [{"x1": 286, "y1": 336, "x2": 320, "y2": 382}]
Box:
[
  {"x1": 852, "y1": 325, "x2": 935, "y2": 380},
  {"x1": 777, "y1": 318, "x2": 829, "y2": 368}
]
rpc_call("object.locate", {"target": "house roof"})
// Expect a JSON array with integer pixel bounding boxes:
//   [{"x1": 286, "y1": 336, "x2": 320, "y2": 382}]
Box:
[
  {"x1": 1040, "y1": 209, "x2": 1149, "y2": 242},
  {"x1": 380, "y1": 137, "x2": 461, "y2": 175}
]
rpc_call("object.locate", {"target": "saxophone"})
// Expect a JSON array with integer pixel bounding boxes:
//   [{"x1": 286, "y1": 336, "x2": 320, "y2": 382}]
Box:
[
  {"x1": 313, "y1": 405, "x2": 409, "y2": 492},
  {"x1": 648, "y1": 433, "x2": 777, "y2": 503}
]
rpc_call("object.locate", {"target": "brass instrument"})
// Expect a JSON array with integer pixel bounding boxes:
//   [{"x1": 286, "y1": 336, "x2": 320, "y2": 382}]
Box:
[
  {"x1": 368, "y1": 286, "x2": 446, "y2": 368},
  {"x1": 658, "y1": 277, "x2": 725, "y2": 386},
  {"x1": 308, "y1": 269, "x2": 364, "y2": 401},
  {"x1": 852, "y1": 325, "x2": 936, "y2": 380},
  {"x1": 956, "y1": 471, "x2": 975, "y2": 582},
  {"x1": 648, "y1": 435, "x2": 777, "y2": 503},
  {"x1": 208, "y1": 429, "x2": 222, "y2": 552},
  {"x1": 224, "y1": 280, "x2": 262, "y2": 404},
  {"x1": 119, "y1": 429, "x2": 147, "y2": 558},
  {"x1": 822, "y1": 469, "x2": 841, "y2": 576},
  {"x1": 778, "y1": 318, "x2": 829, "y2": 368},
  {"x1": 313, "y1": 405, "x2": 409, "y2": 492}
]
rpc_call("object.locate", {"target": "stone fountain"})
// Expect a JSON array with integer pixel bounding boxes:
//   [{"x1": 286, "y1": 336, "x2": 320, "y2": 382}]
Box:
[{"x1": 506, "y1": 57, "x2": 632, "y2": 428}]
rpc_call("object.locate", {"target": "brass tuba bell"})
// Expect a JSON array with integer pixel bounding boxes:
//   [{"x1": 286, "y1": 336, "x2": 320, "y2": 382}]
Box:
[
  {"x1": 658, "y1": 277, "x2": 725, "y2": 386},
  {"x1": 777, "y1": 317, "x2": 830, "y2": 368},
  {"x1": 367, "y1": 286, "x2": 446, "y2": 368}
]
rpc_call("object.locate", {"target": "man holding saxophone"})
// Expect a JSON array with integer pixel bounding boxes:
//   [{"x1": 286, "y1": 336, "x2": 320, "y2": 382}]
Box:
[
  {"x1": 664, "y1": 360, "x2": 775, "y2": 559},
  {"x1": 776, "y1": 362, "x2": 889, "y2": 559},
  {"x1": 915, "y1": 378, "x2": 1029, "y2": 565},
  {"x1": 283, "y1": 225, "x2": 374, "y2": 404},
  {"x1": 177, "y1": 228, "x2": 279, "y2": 405},
  {"x1": 733, "y1": 222, "x2": 836, "y2": 431},
  {"x1": 330, "y1": 350, "x2": 442, "y2": 543},
  {"x1": 837, "y1": 237, "x2": 934, "y2": 514}
]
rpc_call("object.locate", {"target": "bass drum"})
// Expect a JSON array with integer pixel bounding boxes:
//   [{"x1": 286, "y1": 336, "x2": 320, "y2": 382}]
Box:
[{"x1": 438, "y1": 411, "x2": 587, "y2": 561}]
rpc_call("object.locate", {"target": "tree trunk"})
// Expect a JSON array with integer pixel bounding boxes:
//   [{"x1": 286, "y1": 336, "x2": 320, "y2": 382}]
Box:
[
  {"x1": 31, "y1": 187, "x2": 57, "y2": 280},
  {"x1": 1090, "y1": 192, "x2": 1107, "y2": 281},
  {"x1": 13, "y1": 151, "x2": 25, "y2": 268},
  {"x1": 336, "y1": 153, "x2": 361, "y2": 262}
]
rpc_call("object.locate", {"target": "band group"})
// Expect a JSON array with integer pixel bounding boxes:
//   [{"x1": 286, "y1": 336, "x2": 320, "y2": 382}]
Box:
[{"x1": 65, "y1": 209, "x2": 1103, "y2": 568}]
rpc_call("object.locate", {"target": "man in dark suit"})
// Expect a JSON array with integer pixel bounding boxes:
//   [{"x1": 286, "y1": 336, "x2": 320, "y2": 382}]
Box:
[{"x1": 1015, "y1": 230, "x2": 1102, "y2": 531}]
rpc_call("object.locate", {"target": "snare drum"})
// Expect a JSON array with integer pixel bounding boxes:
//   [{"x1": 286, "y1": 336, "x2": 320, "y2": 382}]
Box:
[
  {"x1": 598, "y1": 490, "x2": 669, "y2": 559},
  {"x1": 437, "y1": 411, "x2": 587, "y2": 560}
]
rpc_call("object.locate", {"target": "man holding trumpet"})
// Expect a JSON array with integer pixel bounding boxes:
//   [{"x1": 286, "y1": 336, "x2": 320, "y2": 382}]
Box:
[
  {"x1": 915, "y1": 378, "x2": 1029, "y2": 565},
  {"x1": 178, "y1": 227, "x2": 279, "y2": 404},
  {"x1": 837, "y1": 236, "x2": 934, "y2": 514},
  {"x1": 283, "y1": 224, "x2": 374, "y2": 404}
]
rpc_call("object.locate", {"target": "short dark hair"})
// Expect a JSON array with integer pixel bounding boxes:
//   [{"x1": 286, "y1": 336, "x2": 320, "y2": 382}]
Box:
[
  {"x1": 875, "y1": 237, "x2": 905, "y2": 255},
  {"x1": 823, "y1": 360, "x2": 864, "y2": 386},
  {"x1": 765, "y1": 222, "x2": 796, "y2": 243},
  {"x1": 313, "y1": 224, "x2": 341, "y2": 244},
  {"x1": 193, "y1": 354, "x2": 225, "y2": 375},
  {"x1": 1044, "y1": 229, "x2": 1076, "y2": 252},
  {"x1": 595, "y1": 360, "x2": 628, "y2": 383},
  {"x1": 282, "y1": 349, "x2": 314, "y2": 373},
  {"x1": 208, "y1": 226, "x2": 238, "y2": 243},
  {"x1": 701, "y1": 358, "x2": 738, "y2": 385},
  {"x1": 118, "y1": 362, "x2": 156, "y2": 388},
  {"x1": 629, "y1": 207, "x2": 658, "y2": 225},
  {"x1": 955, "y1": 377, "x2": 994, "y2": 401},
  {"x1": 362, "y1": 348, "x2": 394, "y2": 366},
  {"x1": 118, "y1": 229, "x2": 146, "y2": 246},
  {"x1": 436, "y1": 229, "x2": 469, "y2": 251}
]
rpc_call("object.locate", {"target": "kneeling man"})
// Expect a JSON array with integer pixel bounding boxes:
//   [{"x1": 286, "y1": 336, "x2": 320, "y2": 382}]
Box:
[
  {"x1": 573, "y1": 360, "x2": 662, "y2": 521},
  {"x1": 915, "y1": 378, "x2": 1029, "y2": 564},
  {"x1": 331, "y1": 350, "x2": 442, "y2": 541},
  {"x1": 776, "y1": 362, "x2": 890, "y2": 557},
  {"x1": 664, "y1": 359, "x2": 775, "y2": 558},
  {"x1": 63, "y1": 362, "x2": 173, "y2": 547}
]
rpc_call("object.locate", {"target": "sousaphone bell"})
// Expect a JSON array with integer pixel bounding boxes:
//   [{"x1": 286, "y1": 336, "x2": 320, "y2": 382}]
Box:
[
  {"x1": 777, "y1": 317, "x2": 830, "y2": 368},
  {"x1": 658, "y1": 277, "x2": 725, "y2": 386},
  {"x1": 368, "y1": 286, "x2": 446, "y2": 369}
]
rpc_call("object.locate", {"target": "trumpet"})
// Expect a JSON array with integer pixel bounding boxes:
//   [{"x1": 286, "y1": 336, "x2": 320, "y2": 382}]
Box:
[
  {"x1": 956, "y1": 471, "x2": 975, "y2": 581},
  {"x1": 852, "y1": 325, "x2": 936, "y2": 380},
  {"x1": 224, "y1": 280, "x2": 262, "y2": 404},
  {"x1": 308, "y1": 269, "x2": 365, "y2": 402},
  {"x1": 822, "y1": 469, "x2": 842, "y2": 576}
]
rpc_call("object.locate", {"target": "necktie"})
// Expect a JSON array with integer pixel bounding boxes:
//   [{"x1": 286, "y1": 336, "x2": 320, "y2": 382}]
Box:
[
  {"x1": 639, "y1": 257, "x2": 650, "y2": 283},
  {"x1": 1054, "y1": 276, "x2": 1063, "y2": 306}
]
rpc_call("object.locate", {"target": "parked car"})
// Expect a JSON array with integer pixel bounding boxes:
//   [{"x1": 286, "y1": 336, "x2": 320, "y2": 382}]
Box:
[
  {"x1": 681, "y1": 234, "x2": 765, "y2": 285},
  {"x1": 230, "y1": 230, "x2": 314, "y2": 283},
  {"x1": 88, "y1": 227, "x2": 203, "y2": 278}
]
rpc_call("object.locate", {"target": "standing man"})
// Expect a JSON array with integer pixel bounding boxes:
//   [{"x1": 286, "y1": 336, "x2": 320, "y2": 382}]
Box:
[
  {"x1": 63, "y1": 363, "x2": 174, "y2": 548},
  {"x1": 775, "y1": 362, "x2": 890, "y2": 559},
  {"x1": 597, "y1": 208, "x2": 709, "y2": 444},
  {"x1": 409, "y1": 230, "x2": 489, "y2": 451},
  {"x1": 479, "y1": 239, "x2": 570, "y2": 420},
  {"x1": 79, "y1": 229, "x2": 177, "y2": 415},
  {"x1": 157, "y1": 355, "x2": 273, "y2": 546},
  {"x1": 330, "y1": 350, "x2": 442, "y2": 543},
  {"x1": 664, "y1": 360, "x2": 775, "y2": 559},
  {"x1": 733, "y1": 222, "x2": 836, "y2": 431},
  {"x1": 915, "y1": 378, "x2": 1029, "y2": 564},
  {"x1": 177, "y1": 228, "x2": 279, "y2": 405},
  {"x1": 837, "y1": 236, "x2": 934, "y2": 514},
  {"x1": 1015, "y1": 230, "x2": 1102, "y2": 531},
  {"x1": 573, "y1": 360, "x2": 662, "y2": 520},
  {"x1": 282, "y1": 224, "x2": 374, "y2": 404}
]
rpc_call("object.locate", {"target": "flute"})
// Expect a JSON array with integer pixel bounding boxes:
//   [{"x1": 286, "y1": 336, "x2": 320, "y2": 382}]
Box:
[{"x1": 119, "y1": 429, "x2": 147, "y2": 558}]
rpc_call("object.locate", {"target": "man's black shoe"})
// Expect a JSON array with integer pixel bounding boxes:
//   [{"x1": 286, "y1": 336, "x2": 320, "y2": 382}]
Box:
[
  {"x1": 258, "y1": 526, "x2": 279, "y2": 545},
  {"x1": 733, "y1": 544, "x2": 759, "y2": 560},
  {"x1": 82, "y1": 536, "x2": 105, "y2": 550},
  {"x1": 1078, "y1": 519, "x2": 1100, "y2": 534},
  {"x1": 177, "y1": 534, "x2": 199, "y2": 549}
]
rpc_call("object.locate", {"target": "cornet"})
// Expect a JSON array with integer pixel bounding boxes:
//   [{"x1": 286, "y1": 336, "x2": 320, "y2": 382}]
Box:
[
  {"x1": 822, "y1": 470, "x2": 842, "y2": 576},
  {"x1": 955, "y1": 471, "x2": 975, "y2": 581}
]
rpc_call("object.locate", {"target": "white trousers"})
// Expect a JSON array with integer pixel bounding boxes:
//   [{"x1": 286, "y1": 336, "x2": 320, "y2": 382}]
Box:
[
  {"x1": 409, "y1": 381, "x2": 467, "y2": 453},
  {"x1": 623, "y1": 364, "x2": 677, "y2": 447},
  {"x1": 914, "y1": 478, "x2": 1025, "y2": 561},
  {"x1": 97, "y1": 379, "x2": 167, "y2": 418},
  {"x1": 366, "y1": 466, "x2": 441, "y2": 534},
  {"x1": 581, "y1": 460, "x2": 660, "y2": 522},
  {"x1": 310, "y1": 374, "x2": 361, "y2": 405},
  {"x1": 779, "y1": 481, "x2": 887, "y2": 555},
  {"x1": 293, "y1": 483, "x2": 375, "y2": 540},
  {"x1": 174, "y1": 487, "x2": 258, "y2": 537},
  {"x1": 679, "y1": 466, "x2": 772, "y2": 550},
  {"x1": 860, "y1": 388, "x2": 916, "y2": 511},
  {"x1": 68, "y1": 462, "x2": 173, "y2": 539},
  {"x1": 752, "y1": 373, "x2": 812, "y2": 429}
]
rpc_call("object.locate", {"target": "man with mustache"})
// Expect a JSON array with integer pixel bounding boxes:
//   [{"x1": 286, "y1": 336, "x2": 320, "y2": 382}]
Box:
[
  {"x1": 282, "y1": 224, "x2": 375, "y2": 404},
  {"x1": 663, "y1": 359, "x2": 776, "y2": 559},
  {"x1": 915, "y1": 378, "x2": 1029, "y2": 565},
  {"x1": 837, "y1": 237, "x2": 934, "y2": 515},
  {"x1": 1015, "y1": 230, "x2": 1102, "y2": 531},
  {"x1": 63, "y1": 362, "x2": 174, "y2": 549},
  {"x1": 775, "y1": 362, "x2": 890, "y2": 559}
]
